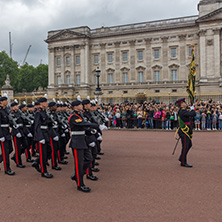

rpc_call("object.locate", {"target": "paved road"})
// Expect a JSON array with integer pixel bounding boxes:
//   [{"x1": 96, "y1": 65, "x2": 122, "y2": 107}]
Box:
[{"x1": 0, "y1": 130, "x2": 221, "y2": 222}]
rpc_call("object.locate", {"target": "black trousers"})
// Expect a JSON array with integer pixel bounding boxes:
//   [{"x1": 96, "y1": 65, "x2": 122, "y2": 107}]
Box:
[
  {"x1": 72, "y1": 148, "x2": 93, "y2": 187},
  {"x1": 178, "y1": 130, "x2": 192, "y2": 165},
  {"x1": 35, "y1": 142, "x2": 51, "y2": 173},
  {"x1": 49, "y1": 137, "x2": 59, "y2": 167},
  {"x1": 13, "y1": 136, "x2": 23, "y2": 165},
  {"x1": 86, "y1": 146, "x2": 97, "y2": 176},
  {"x1": 0, "y1": 140, "x2": 13, "y2": 172},
  {"x1": 58, "y1": 136, "x2": 66, "y2": 161}
]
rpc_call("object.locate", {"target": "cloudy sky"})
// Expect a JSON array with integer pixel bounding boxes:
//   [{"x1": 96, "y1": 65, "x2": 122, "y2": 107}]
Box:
[{"x1": 0, "y1": 0, "x2": 200, "y2": 66}]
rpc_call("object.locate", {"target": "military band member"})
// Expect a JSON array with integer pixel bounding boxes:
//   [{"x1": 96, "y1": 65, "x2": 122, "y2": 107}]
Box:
[
  {"x1": 32, "y1": 97, "x2": 53, "y2": 178},
  {"x1": 0, "y1": 96, "x2": 15, "y2": 175},
  {"x1": 69, "y1": 100, "x2": 98, "y2": 192},
  {"x1": 175, "y1": 98, "x2": 196, "y2": 168}
]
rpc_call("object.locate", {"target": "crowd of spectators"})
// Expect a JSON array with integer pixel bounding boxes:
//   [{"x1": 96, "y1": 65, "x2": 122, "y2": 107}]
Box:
[{"x1": 98, "y1": 98, "x2": 222, "y2": 131}]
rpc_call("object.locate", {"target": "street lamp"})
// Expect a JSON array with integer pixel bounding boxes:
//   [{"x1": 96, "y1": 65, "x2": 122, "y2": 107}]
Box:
[{"x1": 95, "y1": 67, "x2": 101, "y2": 92}]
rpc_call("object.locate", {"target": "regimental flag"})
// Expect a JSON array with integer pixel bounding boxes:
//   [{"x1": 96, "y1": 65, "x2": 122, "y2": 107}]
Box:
[{"x1": 186, "y1": 45, "x2": 196, "y2": 105}]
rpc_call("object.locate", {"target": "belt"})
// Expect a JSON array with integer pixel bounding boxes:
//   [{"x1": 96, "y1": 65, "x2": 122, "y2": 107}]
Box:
[
  {"x1": 1, "y1": 124, "x2": 9, "y2": 127},
  {"x1": 17, "y1": 124, "x2": 23, "y2": 127},
  {"x1": 71, "y1": 131, "x2": 85, "y2": 135},
  {"x1": 184, "y1": 122, "x2": 190, "y2": 125},
  {"x1": 40, "y1": 126, "x2": 48, "y2": 129},
  {"x1": 52, "y1": 125, "x2": 58, "y2": 128},
  {"x1": 26, "y1": 125, "x2": 31, "y2": 128}
]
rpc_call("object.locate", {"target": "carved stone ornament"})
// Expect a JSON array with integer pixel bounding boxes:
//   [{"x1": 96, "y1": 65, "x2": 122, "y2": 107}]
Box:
[
  {"x1": 100, "y1": 43, "x2": 106, "y2": 49},
  {"x1": 114, "y1": 41, "x2": 121, "y2": 47},
  {"x1": 129, "y1": 40, "x2": 136, "y2": 46},
  {"x1": 161, "y1": 36, "x2": 169, "y2": 42},
  {"x1": 213, "y1": 28, "x2": 221, "y2": 35},
  {"x1": 144, "y1": 38, "x2": 152, "y2": 44},
  {"x1": 198, "y1": 30, "x2": 206, "y2": 37},
  {"x1": 206, "y1": 39, "x2": 214, "y2": 46},
  {"x1": 178, "y1": 34, "x2": 187, "y2": 41}
]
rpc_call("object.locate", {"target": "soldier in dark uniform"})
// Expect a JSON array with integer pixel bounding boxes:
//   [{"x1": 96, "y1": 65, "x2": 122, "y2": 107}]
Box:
[
  {"x1": 32, "y1": 97, "x2": 53, "y2": 178},
  {"x1": 0, "y1": 96, "x2": 15, "y2": 175},
  {"x1": 48, "y1": 102, "x2": 61, "y2": 171},
  {"x1": 82, "y1": 99, "x2": 99, "y2": 181},
  {"x1": 175, "y1": 98, "x2": 196, "y2": 168},
  {"x1": 69, "y1": 100, "x2": 98, "y2": 192}
]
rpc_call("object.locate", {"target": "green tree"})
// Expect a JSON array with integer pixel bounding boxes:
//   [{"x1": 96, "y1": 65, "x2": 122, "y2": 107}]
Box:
[{"x1": 34, "y1": 64, "x2": 48, "y2": 90}]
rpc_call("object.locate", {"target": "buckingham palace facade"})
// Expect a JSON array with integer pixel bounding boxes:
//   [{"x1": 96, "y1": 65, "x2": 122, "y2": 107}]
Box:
[{"x1": 46, "y1": 0, "x2": 222, "y2": 103}]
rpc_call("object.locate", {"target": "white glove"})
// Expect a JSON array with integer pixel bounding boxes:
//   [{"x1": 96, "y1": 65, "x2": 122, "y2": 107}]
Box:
[
  {"x1": 27, "y1": 133, "x2": 33, "y2": 137},
  {"x1": 0, "y1": 137, "x2": 5, "y2": 142},
  {"x1": 65, "y1": 129, "x2": 69, "y2": 133},
  {"x1": 39, "y1": 139, "x2": 45, "y2": 144},
  {"x1": 105, "y1": 117, "x2": 109, "y2": 122},
  {"x1": 190, "y1": 106, "x2": 195, "y2": 110},
  {"x1": 61, "y1": 133, "x2": 65, "y2": 137},
  {"x1": 53, "y1": 136, "x2": 59, "y2": 141},
  {"x1": 30, "y1": 120, "x2": 34, "y2": 124},
  {"x1": 89, "y1": 142, "x2": 96, "y2": 147},
  {"x1": 99, "y1": 124, "x2": 107, "y2": 131},
  {"x1": 16, "y1": 133, "x2": 22, "y2": 138},
  {"x1": 13, "y1": 125, "x2": 18, "y2": 129},
  {"x1": 54, "y1": 121, "x2": 58, "y2": 125},
  {"x1": 97, "y1": 136, "x2": 102, "y2": 141},
  {"x1": 91, "y1": 129, "x2": 97, "y2": 134}
]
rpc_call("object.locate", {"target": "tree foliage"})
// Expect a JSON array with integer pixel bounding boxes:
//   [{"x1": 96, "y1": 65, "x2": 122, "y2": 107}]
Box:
[{"x1": 0, "y1": 51, "x2": 48, "y2": 92}]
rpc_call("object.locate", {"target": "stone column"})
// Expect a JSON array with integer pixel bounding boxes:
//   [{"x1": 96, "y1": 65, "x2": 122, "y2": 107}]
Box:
[
  {"x1": 213, "y1": 28, "x2": 221, "y2": 78},
  {"x1": 61, "y1": 47, "x2": 65, "y2": 84},
  {"x1": 114, "y1": 41, "x2": 121, "y2": 83},
  {"x1": 178, "y1": 34, "x2": 187, "y2": 80},
  {"x1": 144, "y1": 38, "x2": 152, "y2": 81},
  {"x1": 48, "y1": 47, "x2": 55, "y2": 87},
  {"x1": 129, "y1": 40, "x2": 136, "y2": 82},
  {"x1": 85, "y1": 40, "x2": 90, "y2": 85},
  {"x1": 80, "y1": 44, "x2": 85, "y2": 84},
  {"x1": 100, "y1": 43, "x2": 106, "y2": 83},
  {"x1": 70, "y1": 46, "x2": 75, "y2": 84},
  {"x1": 161, "y1": 36, "x2": 169, "y2": 81},
  {"x1": 199, "y1": 30, "x2": 207, "y2": 81}
]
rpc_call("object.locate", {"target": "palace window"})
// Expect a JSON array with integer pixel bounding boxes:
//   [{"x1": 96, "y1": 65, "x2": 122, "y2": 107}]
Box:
[
  {"x1": 57, "y1": 58, "x2": 61, "y2": 66},
  {"x1": 171, "y1": 48, "x2": 177, "y2": 58},
  {"x1": 94, "y1": 55, "x2": 99, "y2": 64},
  {"x1": 66, "y1": 75, "x2": 70, "y2": 84},
  {"x1": 123, "y1": 72, "x2": 128, "y2": 83},
  {"x1": 76, "y1": 56, "x2": 80, "y2": 65},
  {"x1": 154, "y1": 70, "x2": 160, "y2": 82},
  {"x1": 188, "y1": 46, "x2": 192, "y2": 57},
  {"x1": 76, "y1": 75, "x2": 80, "y2": 85},
  {"x1": 108, "y1": 73, "x2": 113, "y2": 84},
  {"x1": 122, "y1": 52, "x2": 128, "y2": 62},
  {"x1": 154, "y1": 49, "x2": 160, "y2": 59},
  {"x1": 171, "y1": 70, "x2": 177, "y2": 81},
  {"x1": 108, "y1": 53, "x2": 113, "y2": 63},
  {"x1": 138, "y1": 51, "x2": 143, "y2": 61},
  {"x1": 66, "y1": 56, "x2": 70, "y2": 66},
  {"x1": 138, "y1": 71, "x2": 144, "y2": 83},
  {"x1": 57, "y1": 76, "x2": 61, "y2": 85}
]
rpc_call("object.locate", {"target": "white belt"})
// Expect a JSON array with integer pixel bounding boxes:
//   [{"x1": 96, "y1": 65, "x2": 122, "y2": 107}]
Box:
[
  {"x1": 53, "y1": 125, "x2": 58, "y2": 128},
  {"x1": 1, "y1": 124, "x2": 9, "y2": 127},
  {"x1": 17, "y1": 124, "x2": 23, "y2": 127},
  {"x1": 26, "y1": 125, "x2": 31, "y2": 127},
  {"x1": 71, "y1": 131, "x2": 85, "y2": 135},
  {"x1": 40, "y1": 126, "x2": 48, "y2": 129}
]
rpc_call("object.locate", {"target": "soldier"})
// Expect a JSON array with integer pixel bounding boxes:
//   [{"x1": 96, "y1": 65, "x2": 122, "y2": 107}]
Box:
[
  {"x1": 48, "y1": 102, "x2": 61, "y2": 171},
  {"x1": 69, "y1": 100, "x2": 98, "y2": 192},
  {"x1": 10, "y1": 102, "x2": 26, "y2": 168},
  {"x1": 0, "y1": 96, "x2": 15, "y2": 175},
  {"x1": 82, "y1": 99, "x2": 99, "y2": 181},
  {"x1": 32, "y1": 97, "x2": 53, "y2": 178},
  {"x1": 175, "y1": 98, "x2": 196, "y2": 168}
]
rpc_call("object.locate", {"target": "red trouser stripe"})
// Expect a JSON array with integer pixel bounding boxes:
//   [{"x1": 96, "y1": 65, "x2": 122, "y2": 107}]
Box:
[
  {"x1": 1, "y1": 141, "x2": 7, "y2": 171},
  {"x1": 39, "y1": 143, "x2": 44, "y2": 173},
  {"x1": 31, "y1": 145, "x2": 33, "y2": 155},
  {"x1": 87, "y1": 168, "x2": 89, "y2": 175},
  {"x1": 14, "y1": 136, "x2": 19, "y2": 165},
  {"x1": 25, "y1": 149, "x2": 28, "y2": 159},
  {"x1": 57, "y1": 150, "x2": 61, "y2": 161},
  {"x1": 74, "y1": 149, "x2": 80, "y2": 187},
  {"x1": 36, "y1": 143, "x2": 38, "y2": 151},
  {"x1": 50, "y1": 138, "x2": 55, "y2": 167}
]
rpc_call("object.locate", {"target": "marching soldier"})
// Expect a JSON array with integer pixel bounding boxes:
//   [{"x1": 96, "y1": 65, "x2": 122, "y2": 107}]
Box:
[
  {"x1": 69, "y1": 100, "x2": 98, "y2": 192},
  {"x1": 32, "y1": 97, "x2": 53, "y2": 178},
  {"x1": 48, "y1": 102, "x2": 61, "y2": 170},
  {"x1": 175, "y1": 98, "x2": 196, "y2": 168},
  {"x1": 0, "y1": 96, "x2": 15, "y2": 175}
]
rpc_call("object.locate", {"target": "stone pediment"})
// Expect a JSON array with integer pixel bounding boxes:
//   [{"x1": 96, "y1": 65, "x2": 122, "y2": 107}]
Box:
[
  {"x1": 46, "y1": 30, "x2": 88, "y2": 42},
  {"x1": 120, "y1": 66, "x2": 130, "y2": 71},
  {"x1": 136, "y1": 65, "x2": 146, "y2": 70},
  {"x1": 106, "y1": 68, "x2": 115, "y2": 72},
  {"x1": 197, "y1": 7, "x2": 222, "y2": 22}
]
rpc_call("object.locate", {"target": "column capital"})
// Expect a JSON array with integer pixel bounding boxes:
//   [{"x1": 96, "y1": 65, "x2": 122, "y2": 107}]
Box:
[
  {"x1": 129, "y1": 40, "x2": 136, "y2": 46},
  {"x1": 114, "y1": 41, "x2": 121, "y2": 47},
  {"x1": 144, "y1": 38, "x2": 152, "y2": 44},
  {"x1": 178, "y1": 34, "x2": 187, "y2": 41},
  {"x1": 80, "y1": 44, "x2": 86, "y2": 49},
  {"x1": 198, "y1": 29, "x2": 206, "y2": 37},
  {"x1": 213, "y1": 28, "x2": 221, "y2": 35},
  {"x1": 100, "y1": 43, "x2": 106, "y2": 49},
  {"x1": 161, "y1": 36, "x2": 169, "y2": 42},
  {"x1": 48, "y1": 47, "x2": 54, "y2": 53}
]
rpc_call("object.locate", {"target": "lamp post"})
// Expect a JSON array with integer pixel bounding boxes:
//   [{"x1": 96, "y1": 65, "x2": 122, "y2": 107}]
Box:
[{"x1": 94, "y1": 67, "x2": 103, "y2": 104}]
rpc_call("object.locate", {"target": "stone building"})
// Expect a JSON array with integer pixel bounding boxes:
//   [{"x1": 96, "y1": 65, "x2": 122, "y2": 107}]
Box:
[{"x1": 45, "y1": 0, "x2": 222, "y2": 103}]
